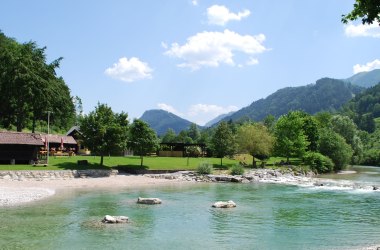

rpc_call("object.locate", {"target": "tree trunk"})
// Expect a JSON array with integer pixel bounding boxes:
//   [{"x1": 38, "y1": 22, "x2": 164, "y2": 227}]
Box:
[
  {"x1": 252, "y1": 156, "x2": 257, "y2": 168},
  {"x1": 220, "y1": 157, "x2": 223, "y2": 167},
  {"x1": 140, "y1": 155, "x2": 143, "y2": 167},
  {"x1": 100, "y1": 155, "x2": 104, "y2": 166},
  {"x1": 32, "y1": 116, "x2": 36, "y2": 133}
]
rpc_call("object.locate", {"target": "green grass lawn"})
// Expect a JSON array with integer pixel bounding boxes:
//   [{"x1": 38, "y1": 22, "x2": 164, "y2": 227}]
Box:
[{"x1": 0, "y1": 156, "x2": 239, "y2": 171}]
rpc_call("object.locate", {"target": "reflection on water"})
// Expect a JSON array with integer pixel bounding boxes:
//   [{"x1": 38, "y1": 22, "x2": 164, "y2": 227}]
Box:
[{"x1": 0, "y1": 167, "x2": 379, "y2": 250}]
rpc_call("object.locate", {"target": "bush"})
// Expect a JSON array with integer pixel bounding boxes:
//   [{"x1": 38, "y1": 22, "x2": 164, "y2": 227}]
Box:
[
  {"x1": 230, "y1": 164, "x2": 245, "y2": 175},
  {"x1": 197, "y1": 162, "x2": 213, "y2": 175},
  {"x1": 303, "y1": 152, "x2": 334, "y2": 173}
]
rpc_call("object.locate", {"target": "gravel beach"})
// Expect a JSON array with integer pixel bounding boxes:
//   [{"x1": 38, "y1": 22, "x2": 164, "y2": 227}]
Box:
[{"x1": 0, "y1": 174, "x2": 182, "y2": 206}]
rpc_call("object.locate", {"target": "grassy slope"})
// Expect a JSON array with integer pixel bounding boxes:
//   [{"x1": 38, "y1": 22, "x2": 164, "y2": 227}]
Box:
[{"x1": 0, "y1": 156, "x2": 239, "y2": 171}]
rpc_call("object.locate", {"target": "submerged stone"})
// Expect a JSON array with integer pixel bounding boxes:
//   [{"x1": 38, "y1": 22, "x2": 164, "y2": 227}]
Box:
[
  {"x1": 212, "y1": 200, "x2": 236, "y2": 208},
  {"x1": 137, "y1": 197, "x2": 162, "y2": 204},
  {"x1": 102, "y1": 215, "x2": 129, "y2": 224}
]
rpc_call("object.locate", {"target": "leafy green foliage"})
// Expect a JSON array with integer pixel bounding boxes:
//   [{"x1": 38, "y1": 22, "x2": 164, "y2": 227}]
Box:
[
  {"x1": 274, "y1": 111, "x2": 309, "y2": 162},
  {"x1": 331, "y1": 115, "x2": 363, "y2": 164},
  {"x1": 319, "y1": 128, "x2": 353, "y2": 171},
  {"x1": 229, "y1": 164, "x2": 245, "y2": 175},
  {"x1": 80, "y1": 103, "x2": 129, "y2": 166},
  {"x1": 303, "y1": 152, "x2": 334, "y2": 173},
  {"x1": 342, "y1": 0, "x2": 380, "y2": 25},
  {"x1": 342, "y1": 83, "x2": 380, "y2": 133},
  {"x1": 236, "y1": 123, "x2": 274, "y2": 167},
  {"x1": 210, "y1": 121, "x2": 237, "y2": 166},
  {"x1": 197, "y1": 162, "x2": 213, "y2": 175},
  {"x1": 128, "y1": 119, "x2": 158, "y2": 166},
  {"x1": 0, "y1": 31, "x2": 75, "y2": 132}
]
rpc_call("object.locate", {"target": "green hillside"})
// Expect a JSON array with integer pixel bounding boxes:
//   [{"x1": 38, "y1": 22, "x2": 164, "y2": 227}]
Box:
[
  {"x1": 140, "y1": 109, "x2": 195, "y2": 136},
  {"x1": 221, "y1": 78, "x2": 364, "y2": 123}
]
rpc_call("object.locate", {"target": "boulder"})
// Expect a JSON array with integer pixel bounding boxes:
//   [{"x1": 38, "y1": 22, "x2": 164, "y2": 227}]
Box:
[
  {"x1": 137, "y1": 197, "x2": 162, "y2": 205},
  {"x1": 212, "y1": 200, "x2": 236, "y2": 208},
  {"x1": 102, "y1": 215, "x2": 129, "y2": 224}
]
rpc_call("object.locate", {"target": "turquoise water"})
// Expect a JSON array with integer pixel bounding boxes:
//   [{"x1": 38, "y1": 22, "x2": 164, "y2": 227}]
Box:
[{"x1": 1, "y1": 167, "x2": 380, "y2": 250}]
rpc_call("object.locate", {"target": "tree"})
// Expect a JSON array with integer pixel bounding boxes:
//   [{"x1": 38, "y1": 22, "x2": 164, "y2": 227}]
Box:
[
  {"x1": 188, "y1": 123, "x2": 201, "y2": 142},
  {"x1": 161, "y1": 128, "x2": 177, "y2": 143},
  {"x1": 237, "y1": 123, "x2": 274, "y2": 167},
  {"x1": 274, "y1": 111, "x2": 309, "y2": 162},
  {"x1": 128, "y1": 119, "x2": 158, "y2": 167},
  {"x1": 319, "y1": 128, "x2": 353, "y2": 171},
  {"x1": 331, "y1": 115, "x2": 363, "y2": 164},
  {"x1": 80, "y1": 103, "x2": 129, "y2": 166},
  {"x1": 302, "y1": 115, "x2": 320, "y2": 152},
  {"x1": 210, "y1": 121, "x2": 236, "y2": 166},
  {"x1": 0, "y1": 31, "x2": 75, "y2": 132},
  {"x1": 342, "y1": 0, "x2": 380, "y2": 25}
]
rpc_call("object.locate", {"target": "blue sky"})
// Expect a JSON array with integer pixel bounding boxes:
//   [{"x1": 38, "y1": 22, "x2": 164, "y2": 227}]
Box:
[{"x1": 1, "y1": 0, "x2": 380, "y2": 125}]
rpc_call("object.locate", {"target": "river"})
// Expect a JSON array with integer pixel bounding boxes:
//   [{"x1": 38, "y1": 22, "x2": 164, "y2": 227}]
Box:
[{"x1": 0, "y1": 166, "x2": 379, "y2": 249}]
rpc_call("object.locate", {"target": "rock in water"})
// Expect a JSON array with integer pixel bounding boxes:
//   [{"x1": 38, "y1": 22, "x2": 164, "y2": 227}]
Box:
[
  {"x1": 212, "y1": 200, "x2": 236, "y2": 208},
  {"x1": 137, "y1": 197, "x2": 162, "y2": 204},
  {"x1": 102, "y1": 215, "x2": 129, "y2": 223}
]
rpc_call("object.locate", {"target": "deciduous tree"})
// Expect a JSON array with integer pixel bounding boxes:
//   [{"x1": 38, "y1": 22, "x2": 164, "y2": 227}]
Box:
[
  {"x1": 128, "y1": 119, "x2": 158, "y2": 167},
  {"x1": 274, "y1": 111, "x2": 309, "y2": 162},
  {"x1": 237, "y1": 123, "x2": 274, "y2": 167},
  {"x1": 210, "y1": 121, "x2": 236, "y2": 167},
  {"x1": 80, "y1": 103, "x2": 129, "y2": 166}
]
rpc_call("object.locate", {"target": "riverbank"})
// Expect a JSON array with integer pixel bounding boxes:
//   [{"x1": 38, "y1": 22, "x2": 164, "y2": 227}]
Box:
[
  {"x1": 1, "y1": 167, "x2": 379, "y2": 207},
  {"x1": 0, "y1": 174, "x2": 184, "y2": 207}
]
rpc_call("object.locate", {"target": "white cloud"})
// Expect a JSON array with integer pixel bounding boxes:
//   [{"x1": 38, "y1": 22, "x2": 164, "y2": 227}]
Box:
[
  {"x1": 104, "y1": 57, "x2": 153, "y2": 82},
  {"x1": 157, "y1": 103, "x2": 184, "y2": 117},
  {"x1": 353, "y1": 59, "x2": 380, "y2": 74},
  {"x1": 207, "y1": 5, "x2": 250, "y2": 26},
  {"x1": 191, "y1": 0, "x2": 198, "y2": 6},
  {"x1": 344, "y1": 22, "x2": 380, "y2": 38},
  {"x1": 164, "y1": 29, "x2": 267, "y2": 70},
  {"x1": 157, "y1": 103, "x2": 238, "y2": 126}
]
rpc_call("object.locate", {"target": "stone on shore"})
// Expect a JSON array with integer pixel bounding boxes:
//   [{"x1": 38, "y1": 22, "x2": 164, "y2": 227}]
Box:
[
  {"x1": 212, "y1": 200, "x2": 236, "y2": 208},
  {"x1": 137, "y1": 197, "x2": 162, "y2": 205},
  {"x1": 102, "y1": 215, "x2": 129, "y2": 224}
]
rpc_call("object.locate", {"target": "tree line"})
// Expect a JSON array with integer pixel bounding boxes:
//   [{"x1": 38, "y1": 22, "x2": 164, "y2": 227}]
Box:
[{"x1": 0, "y1": 31, "x2": 76, "y2": 133}]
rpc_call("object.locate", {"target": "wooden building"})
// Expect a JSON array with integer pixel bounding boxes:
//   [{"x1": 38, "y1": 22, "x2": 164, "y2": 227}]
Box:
[
  {"x1": 66, "y1": 126, "x2": 90, "y2": 155},
  {"x1": 41, "y1": 134, "x2": 78, "y2": 156},
  {"x1": 0, "y1": 131, "x2": 43, "y2": 164},
  {"x1": 159, "y1": 143, "x2": 206, "y2": 157}
]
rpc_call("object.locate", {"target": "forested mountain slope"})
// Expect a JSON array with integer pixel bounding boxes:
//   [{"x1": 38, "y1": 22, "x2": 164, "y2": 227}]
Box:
[
  {"x1": 345, "y1": 69, "x2": 380, "y2": 88},
  {"x1": 221, "y1": 78, "x2": 364, "y2": 123},
  {"x1": 140, "y1": 109, "x2": 195, "y2": 136}
]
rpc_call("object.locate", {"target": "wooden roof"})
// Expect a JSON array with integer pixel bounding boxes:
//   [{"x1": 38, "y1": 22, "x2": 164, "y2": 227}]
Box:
[
  {"x1": 41, "y1": 134, "x2": 77, "y2": 144},
  {"x1": 0, "y1": 131, "x2": 44, "y2": 146}
]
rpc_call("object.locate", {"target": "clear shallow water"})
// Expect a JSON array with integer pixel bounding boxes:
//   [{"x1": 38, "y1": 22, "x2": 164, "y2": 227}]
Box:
[{"x1": 1, "y1": 167, "x2": 380, "y2": 250}]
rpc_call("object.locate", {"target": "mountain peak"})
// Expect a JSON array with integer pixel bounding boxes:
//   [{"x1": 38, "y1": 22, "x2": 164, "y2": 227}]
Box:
[{"x1": 140, "y1": 109, "x2": 195, "y2": 136}]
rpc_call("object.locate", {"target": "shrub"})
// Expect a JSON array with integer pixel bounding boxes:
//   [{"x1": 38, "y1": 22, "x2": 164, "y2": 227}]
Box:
[
  {"x1": 197, "y1": 162, "x2": 213, "y2": 175},
  {"x1": 303, "y1": 152, "x2": 334, "y2": 173},
  {"x1": 230, "y1": 164, "x2": 245, "y2": 175}
]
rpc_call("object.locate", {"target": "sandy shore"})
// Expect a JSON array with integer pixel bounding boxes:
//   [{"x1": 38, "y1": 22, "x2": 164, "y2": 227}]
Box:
[{"x1": 0, "y1": 174, "x2": 182, "y2": 206}]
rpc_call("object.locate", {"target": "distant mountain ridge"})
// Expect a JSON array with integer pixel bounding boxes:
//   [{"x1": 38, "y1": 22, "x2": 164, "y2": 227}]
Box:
[
  {"x1": 204, "y1": 111, "x2": 235, "y2": 127},
  {"x1": 220, "y1": 77, "x2": 364, "y2": 123},
  {"x1": 140, "y1": 109, "x2": 195, "y2": 136},
  {"x1": 345, "y1": 69, "x2": 380, "y2": 88},
  {"x1": 141, "y1": 69, "x2": 380, "y2": 134}
]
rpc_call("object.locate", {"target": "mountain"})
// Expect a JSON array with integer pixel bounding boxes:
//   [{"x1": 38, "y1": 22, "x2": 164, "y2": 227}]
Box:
[
  {"x1": 342, "y1": 82, "x2": 380, "y2": 132},
  {"x1": 204, "y1": 111, "x2": 235, "y2": 127},
  {"x1": 345, "y1": 69, "x2": 380, "y2": 88},
  {"x1": 221, "y1": 78, "x2": 364, "y2": 123},
  {"x1": 140, "y1": 109, "x2": 194, "y2": 136}
]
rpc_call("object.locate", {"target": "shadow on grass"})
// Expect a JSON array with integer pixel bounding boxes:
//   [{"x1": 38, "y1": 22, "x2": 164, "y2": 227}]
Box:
[
  {"x1": 53, "y1": 162, "x2": 110, "y2": 170},
  {"x1": 212, "y1": 164, "x2": 231, "y2": 170}
]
